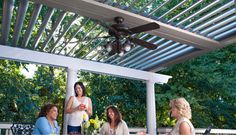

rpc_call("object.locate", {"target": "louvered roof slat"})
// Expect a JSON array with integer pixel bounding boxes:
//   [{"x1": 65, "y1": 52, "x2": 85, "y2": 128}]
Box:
[
  {"x1": 32, "y1": 7, "x2": 54, "y2": 50},
  {"x1": 1, "y1": 0, "x2": 14, "y2": 45},
  {"x1": 40, "y1": 11, "x2": 66, "y2": 51},
  {"x1": 21, "y1": 3, "x2": 42, "y2": 48},
  {"x1": 12, "y1": 0, "x2": 29, "y2": 47}
]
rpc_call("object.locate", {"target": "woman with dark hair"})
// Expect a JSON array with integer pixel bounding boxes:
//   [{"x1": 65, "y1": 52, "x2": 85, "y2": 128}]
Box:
[
  {"x1": 100, "y1": 105, "x2": 129, "y2": 135},
  {"x1": 32, "y1": 103, "x2": 60, "y2": 134},
  {"x1": 66, "y1": 81, "x2": 93, "y2": 135}
]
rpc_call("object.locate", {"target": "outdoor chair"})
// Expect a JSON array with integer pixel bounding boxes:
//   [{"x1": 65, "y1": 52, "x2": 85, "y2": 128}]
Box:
[{"x1": 10, "y1": 123, "x2": 34, "y2": 135}]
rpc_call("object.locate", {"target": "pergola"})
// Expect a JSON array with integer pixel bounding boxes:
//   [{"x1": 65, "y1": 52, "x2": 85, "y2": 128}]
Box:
[{"x1": 0, "y1": 0, "x2": 235, "y2": 134}]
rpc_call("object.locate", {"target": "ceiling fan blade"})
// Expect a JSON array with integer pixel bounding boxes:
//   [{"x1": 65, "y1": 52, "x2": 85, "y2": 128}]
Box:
[
  {"x1": 129, "y1": 22, "x2": 160, "y2": 34},
  {"x1": 129, "y1": 37, "x2": 157, "y2": 50}
]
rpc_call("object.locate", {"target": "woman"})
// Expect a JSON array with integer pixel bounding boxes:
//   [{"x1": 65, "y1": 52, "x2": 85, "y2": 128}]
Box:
[
  {"x1": 32, "y1": 103, "x2": 60, "y2": 134},
  {"x1": 100, "y1": 105, "x2": 129, "y2": 135},
  {"x1": 168, "y1": 97, "x2": 195, "y2": 135},
  {"x1": 66, "y1": 81, "x2": 93, "y2": 134}
]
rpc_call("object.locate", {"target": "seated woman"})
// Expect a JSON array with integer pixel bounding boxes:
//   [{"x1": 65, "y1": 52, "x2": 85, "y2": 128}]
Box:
[
  {"x1": 32, "y1": 103, "x2": 60, "y2": 134},
  {"x1": 168, "y1": 97, "x2": 195, "y2": 135},
  {"x1": 100, "y1": 105, "x2": 129, "y2": 135}
]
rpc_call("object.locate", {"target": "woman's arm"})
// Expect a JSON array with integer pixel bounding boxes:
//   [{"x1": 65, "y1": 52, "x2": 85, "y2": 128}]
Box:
[
  {"x1": 86, "y1": 97, "x2": 93, "y2": 116},
  {"x1": 179, "y1": 122, "x2": 191, "y2": 135},
  {"x1": 35, "y1": 117, "x2": 51, "y2": 134},
  {"x1": 99, "y1": 122, "x2": 108, "y2": 135},
  {"x1": 121, "y1": 120, "x2": 130, "y2": 135},
  {"x1": 66, "y1": 96, "x2": 78, "y2": 113}
]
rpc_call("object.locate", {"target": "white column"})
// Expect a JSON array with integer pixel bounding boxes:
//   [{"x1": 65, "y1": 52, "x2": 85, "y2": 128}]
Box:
[
  {"x1": 63, "y1": 67, "x2": 78, "y2": 134},
  {"x1": 146, "y1": 80, "x2": 157, "y2": 135}
]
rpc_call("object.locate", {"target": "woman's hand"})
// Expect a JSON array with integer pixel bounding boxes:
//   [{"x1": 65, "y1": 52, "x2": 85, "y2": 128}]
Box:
[{"x1": 78, "y1": 104, "x2": 86, "y2": 111}]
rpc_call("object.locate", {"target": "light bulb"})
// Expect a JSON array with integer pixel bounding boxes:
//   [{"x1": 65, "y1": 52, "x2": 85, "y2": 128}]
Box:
[
  {"x1": 119, "y1": 50, "x2": 124, "y2": 56},
  {"x1": 97, "y1": 46, "x2": 103, "y2": 51},
  {"x1": 106, "y1": 44, "x2": 112, "y2": 52},
  {"x1": 124, "y1": 44, "x2": 131, "y2": 51}
]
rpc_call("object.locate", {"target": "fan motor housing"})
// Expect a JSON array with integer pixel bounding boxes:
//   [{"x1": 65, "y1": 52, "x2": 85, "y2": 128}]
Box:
[{"x1": 109, "y1": 24, "x2": 130, "y2": 37}]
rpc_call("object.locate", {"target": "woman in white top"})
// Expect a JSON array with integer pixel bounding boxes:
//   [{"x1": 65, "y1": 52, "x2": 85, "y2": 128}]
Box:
[
  {"x1": 66, "y1": 82, "x2": 93, "y2": 135},
  {"x1": 100, "y1": 105, "x2": 129, "y2": 135},
  {"x1": 168, "y1": 97, "x2": 195, "y2": 135}
]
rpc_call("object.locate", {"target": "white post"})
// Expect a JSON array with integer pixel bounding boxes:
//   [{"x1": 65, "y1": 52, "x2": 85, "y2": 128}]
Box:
[
  {"x1": 146, "y1": 80, "x2": 157, "y2": 135},
  {"x1": 63, "y1": 67, "x2": 78, "y2": 134}
]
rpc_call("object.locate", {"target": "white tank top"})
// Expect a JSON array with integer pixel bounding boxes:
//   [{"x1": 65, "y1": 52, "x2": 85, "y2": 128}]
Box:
[
  {"x1": 169, "y1": 117, "x2": 195, "y2": 135},
  {"x1": 68, "y1": 96, "x2": 89, "y2": 126}
]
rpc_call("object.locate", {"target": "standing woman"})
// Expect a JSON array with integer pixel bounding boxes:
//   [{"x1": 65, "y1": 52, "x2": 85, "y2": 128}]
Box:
[
  {"x1": 168, "y1": 97, "x2": 195, "y2": 135},
  {"x1": 32, "y1": 104, "x2": 60, "y2": 134},
  {"x1": 66, "y1": 82, "x2": 93, "y2": 134},
  {"x1": 100, "y1": 105, "x2": 129, "y2": 135}
]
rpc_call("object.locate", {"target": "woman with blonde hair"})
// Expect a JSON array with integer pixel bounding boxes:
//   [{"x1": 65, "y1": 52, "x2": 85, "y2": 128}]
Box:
[{"x1": 168, "y1": 97, "x2": 195, "y2": 135}]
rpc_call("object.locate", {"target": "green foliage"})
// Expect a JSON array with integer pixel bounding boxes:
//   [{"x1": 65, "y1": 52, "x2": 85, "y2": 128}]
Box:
[
  {"x1": 0, "y1": 60, "x2": 66, "y2": 127},
  {"x1": 79, "y1": 72, "x2": 147, "y2": 127},
  {"x1": 157, "y1": 44, "x2": 236, "y2": 128},
  {"x1": 1, "y1": 45, "x2": 235, "y2": 129},
  {"x1": 79, "y1": 44, "x2": 236, "y2": 129},
  {"x1": 31, "y1": 65, "x2": 67, "y2": 125},
  {"x1": 0, "y1": 45, "x2": 235, "y2": 130},
  {"x1": 0, "y1": 60, "x2": 37, "y2": 122}
]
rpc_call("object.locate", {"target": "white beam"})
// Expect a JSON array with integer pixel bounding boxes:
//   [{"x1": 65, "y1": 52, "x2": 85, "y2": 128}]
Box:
[
  {"x1": 30, "y1": 0, "x2": 221, "y2": 49},
  {"x1": 0, "y1": 45, "x2": 171, "y2": 84}
]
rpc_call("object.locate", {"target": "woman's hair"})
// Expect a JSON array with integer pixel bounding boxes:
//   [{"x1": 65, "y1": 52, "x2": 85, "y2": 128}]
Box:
[
  {"x1": 106, "y1": 105, "x2": 122, "y2": 127},
  {"x1": 170, "y1": 97, "x2": 192, "y2": 119},
  {"x1": 74, "y1": 81, "x2": 86, "y2": 97},
  {"x1": 38, "y1": 103, "x2": 57, "y2": 118}
]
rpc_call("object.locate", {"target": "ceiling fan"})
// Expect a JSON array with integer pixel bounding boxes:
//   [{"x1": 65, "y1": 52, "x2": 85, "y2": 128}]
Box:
[{"x1": 99, "y1": 16, "x2": 160, "y2": 56}]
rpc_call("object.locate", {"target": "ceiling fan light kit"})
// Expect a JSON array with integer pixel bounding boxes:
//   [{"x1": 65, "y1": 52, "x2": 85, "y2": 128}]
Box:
[{"x1": 99, "y1": 16, "x2": 159, "y2": 56}]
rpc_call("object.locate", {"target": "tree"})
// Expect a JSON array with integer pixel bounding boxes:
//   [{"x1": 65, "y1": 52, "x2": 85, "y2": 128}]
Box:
[
  {"x1": 79, "y1": 72, "x2": 147, "y2": 127},
  {"x1": 156, "y1": 44, "x2": 236, "y2": 128},
  {"x1": 0, "y1": 60, "x2": 67, "y2": 126},
  {"x1": 0, "y1": 60, "x2": 37, "y2": 122}
]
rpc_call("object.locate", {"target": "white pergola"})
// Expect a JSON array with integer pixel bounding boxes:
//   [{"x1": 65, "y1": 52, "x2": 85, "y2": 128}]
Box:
[
  {"x1": 0, "y1": 45, "x2": 171, "y2": 134},
  {"x1": 1, "y1": 0, "x2": 235, "y2": 134}
]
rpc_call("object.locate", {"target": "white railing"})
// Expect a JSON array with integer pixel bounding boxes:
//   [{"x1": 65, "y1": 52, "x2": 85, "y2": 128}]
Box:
[
  {"x1": 1, "y1": 122, "x2": 236, "y2": 135},
  {"x1": 0, "y1": 123, "x2": 12, "y2": 135},
  {"x1": 129, "y1": 127, "x2": 236, "y2": 135}
]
